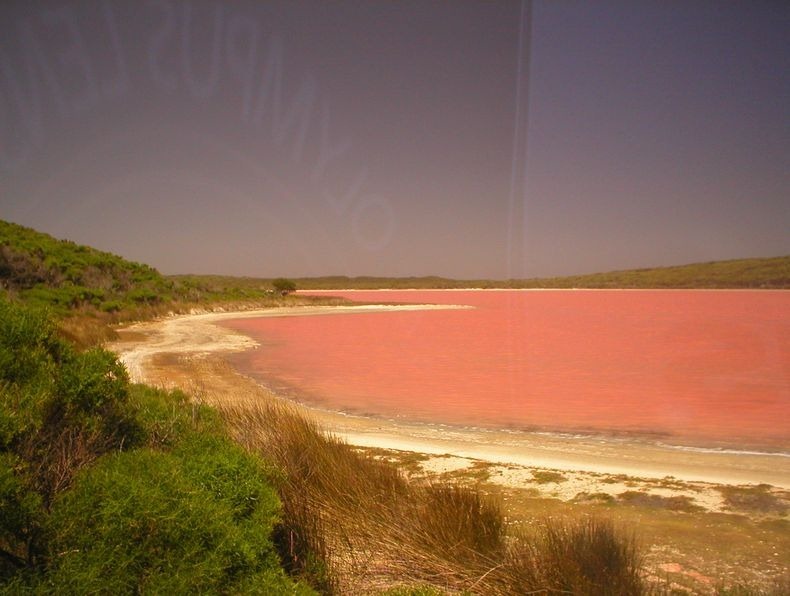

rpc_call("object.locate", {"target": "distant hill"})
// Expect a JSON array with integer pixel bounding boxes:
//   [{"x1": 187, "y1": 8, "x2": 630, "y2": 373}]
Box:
[
  {"x1": 239, "y1": 257, "x2": 790, "y2": 290},
  {"x1": 513, "y1": 256, "x2": 790, "y2": 290}
]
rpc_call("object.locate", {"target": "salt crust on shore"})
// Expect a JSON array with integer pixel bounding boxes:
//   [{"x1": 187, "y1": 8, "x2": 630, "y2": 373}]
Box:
[{"x1": 110, "y1": 305, "x2": 790, "y2": 513}]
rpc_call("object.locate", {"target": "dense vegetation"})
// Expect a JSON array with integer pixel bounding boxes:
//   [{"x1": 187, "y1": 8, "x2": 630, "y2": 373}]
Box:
[
  {"x1": 0, "y1": 298, "x2": 311, "y2": 593},
  {"x1": 0, "y1": 220, "x2": 303, "y2": 316},
  {"x1": 0, "y1": 220, "x2": 173, "y2": 314}
]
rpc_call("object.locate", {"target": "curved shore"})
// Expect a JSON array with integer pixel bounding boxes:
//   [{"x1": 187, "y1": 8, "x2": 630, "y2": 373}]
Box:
[{"x1": 109, "y1": 305, "x2": 790, "y2": 500}]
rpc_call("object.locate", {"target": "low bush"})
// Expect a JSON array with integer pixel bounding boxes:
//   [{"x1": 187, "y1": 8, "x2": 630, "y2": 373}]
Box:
[
  {"x1": 43, "y1": 442, "x2": 309, "y2": 594},
  {"x1": 0, "y1": 299, "x2": 138, "y2": 505},
  {"x1": 0, "y1": 453, "x2": 43, "y2": 576},
  {"x1": 126, "y1": 384, "x2": 222, "y2": 449},
  {"x1": 0, "y1": 299, "x2": 304, "y2": 593}
]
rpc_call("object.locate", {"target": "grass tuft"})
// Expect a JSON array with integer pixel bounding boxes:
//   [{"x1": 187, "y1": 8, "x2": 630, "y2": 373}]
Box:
[{"x1": 539, "y1": 517, "x2": 643, "y2": 595}]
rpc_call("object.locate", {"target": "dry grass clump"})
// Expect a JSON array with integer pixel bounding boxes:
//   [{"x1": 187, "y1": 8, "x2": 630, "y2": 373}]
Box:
[
  {"x1": 216, "y1": 397, "x2": 645, "y2": 594},
  {"x1": 535, "y1": 518, "x2": 642, "y2": 595}
]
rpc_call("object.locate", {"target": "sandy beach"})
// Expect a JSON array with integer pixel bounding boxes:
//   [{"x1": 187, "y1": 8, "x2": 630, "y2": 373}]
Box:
[{"x1": 110, "y1": 305, "x2": 790, "y2": 508}]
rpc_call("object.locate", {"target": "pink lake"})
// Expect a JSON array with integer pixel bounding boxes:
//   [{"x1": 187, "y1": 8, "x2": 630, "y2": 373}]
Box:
[{"x1": 222, "y1": 290, "x2": 790, "y2": 450}]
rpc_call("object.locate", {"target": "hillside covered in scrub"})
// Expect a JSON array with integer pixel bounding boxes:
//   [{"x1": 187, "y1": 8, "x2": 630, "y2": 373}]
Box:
[
  {"x1": 0, "y1": 220, "x2": 292, "y2": 315},
  {"x1": 0, "y1": 219, "x2": 175, "y2": 313},
  {"x1": 0, "y1": 220, "x2": 343, "y2": 346}
]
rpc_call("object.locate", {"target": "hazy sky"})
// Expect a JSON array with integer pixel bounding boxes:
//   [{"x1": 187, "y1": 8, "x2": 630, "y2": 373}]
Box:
[{"x1": 1, "y1": 1, "x2": 787, "y2": 278}]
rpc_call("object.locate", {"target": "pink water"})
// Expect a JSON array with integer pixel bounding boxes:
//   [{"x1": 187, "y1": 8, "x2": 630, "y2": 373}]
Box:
[{"x1": 222, "y1": 290, "x2": 790, "y2": 450}]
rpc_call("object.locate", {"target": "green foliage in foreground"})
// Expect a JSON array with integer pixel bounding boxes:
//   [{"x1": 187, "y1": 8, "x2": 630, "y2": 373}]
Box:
[
  {"x1": 0, "y1": 298, "x2": 135, "y2": 489},
  {"x1": 42, "y1": 439, "x2": 301, "y2": 594},
  {"x1": 0, "y1": 298, "x2": 311, "y2": 594}
]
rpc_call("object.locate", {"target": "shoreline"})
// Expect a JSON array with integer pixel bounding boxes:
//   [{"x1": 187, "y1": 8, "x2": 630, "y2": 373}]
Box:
[
  {"x1": 298, "y1": 407, "x2": 790, "y2": 488},
  {"x1": 109, "y1": 305, "x2": 790, "y2": 493},
  {"x1": 298, "y1": 288, "x2": 790, "y2": 293},
  {"x1": 226, "y1": 361, "x2": 789, "y2": 457}
]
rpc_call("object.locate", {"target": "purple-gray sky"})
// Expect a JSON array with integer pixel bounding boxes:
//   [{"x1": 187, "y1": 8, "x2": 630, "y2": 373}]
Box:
[{"x1": 1, "y1": 1, "x2": 788, "y2": 278}]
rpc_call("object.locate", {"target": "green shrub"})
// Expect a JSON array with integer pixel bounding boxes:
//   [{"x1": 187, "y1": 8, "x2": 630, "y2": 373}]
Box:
[
  {"x1": 55, "y1": 348, "x2": 128, "y2": 415},
  {"x1": 44, "y1": 444, "x2": 310, "y2": 594},
  {"x1": 0, "y1": 298, "x2": 142, "y2": 526},
  {"x1": 0, "y1": 298, "x2": 136, "y2": 448},
  {"x1": 126, "y1": 287, "x2": 159, "y2": 304},
  {"x1": 99, "y1": 300, "x2": 122, "y2": 313},
  {"x1": 272, "y1": 278, "x2": 297, "y2": 295},
  {"x1": 0, "y1": 301, "x2": 63, "y2": 447},
  {"x1": 0, "y1": 300, "x2": 61, "y2": 389},
  {"x1": 0, "y1": 453, "x2": 43, "y2": 578},
  {"x1": 0, "y1": 296, "x2": 310, "y2": 592},
  {"x1": 126, "y1": 384, "x2": 223, "y2": 449}
]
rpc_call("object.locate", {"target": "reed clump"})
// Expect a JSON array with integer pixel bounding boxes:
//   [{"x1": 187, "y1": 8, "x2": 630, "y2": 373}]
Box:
[{"x1": 216, "y1": 397, "x2": 645, "y2": 594}]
